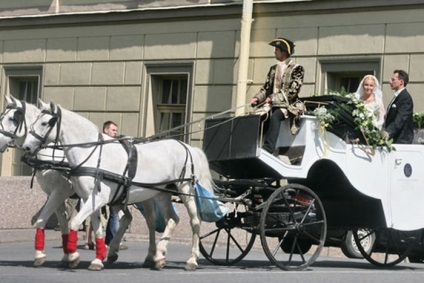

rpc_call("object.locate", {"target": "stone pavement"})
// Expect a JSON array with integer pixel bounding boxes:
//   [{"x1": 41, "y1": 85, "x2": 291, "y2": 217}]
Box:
[
  {"x1": 0, "y1": 228, "x2": 153, "y2": 244},
  {"x1": 0, "y1": 175, "x2": 344, "y2": 258},
  {"x1": 0, "y1": 229, "x2": 50, "y2": 243},
  {"x1": 0, "y1": 176, "x2": 345, "y2": 258},
  {"x1": 0, "y1": 228, "x2": 345, "y2": 259}
]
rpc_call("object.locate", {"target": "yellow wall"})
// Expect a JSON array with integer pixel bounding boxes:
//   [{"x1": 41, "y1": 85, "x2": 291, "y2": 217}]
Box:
[{"x1": 0, "y1": 1, "x2": 424, "y2": 175}]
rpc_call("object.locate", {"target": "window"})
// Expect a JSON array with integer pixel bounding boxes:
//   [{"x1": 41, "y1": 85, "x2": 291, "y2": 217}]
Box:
[
  {"x1": 145, "y1": 64, "x2": 193, "y2": 143},
  {"x1": 157, "y1": 77, "x2": 188, "y2": 140},
  {"x1": 3, "y1": 67, "x2": 42, "y2": 176},
  {"x1": 328, "y1": 71, "x2": 370, "y2": 94},
  {"x1": 320, "y1": 59, "x2": 381, "y2": 94}
]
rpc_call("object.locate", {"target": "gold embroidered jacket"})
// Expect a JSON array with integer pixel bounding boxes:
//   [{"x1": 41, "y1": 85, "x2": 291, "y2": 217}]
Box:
[
  {"x1": 254, "y1": 58, "x2": 304, "y2": 106},
  {"x1": 254, "y1": 58, "x2": 305, "y2": 134}
]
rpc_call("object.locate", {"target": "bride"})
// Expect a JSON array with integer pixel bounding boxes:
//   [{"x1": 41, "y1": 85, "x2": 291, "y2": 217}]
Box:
[{"x1": 355, "y1": 74, "x2": 386, "y2": 129}]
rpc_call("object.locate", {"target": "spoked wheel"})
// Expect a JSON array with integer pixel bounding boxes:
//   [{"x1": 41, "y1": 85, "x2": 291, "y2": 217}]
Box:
[
  {"x1": 199, "y1": 203, "x2": 257, "y2": 265},
  {"x1": 353, "y1": 228, "x2": 422, "y2": 267},
  {"x1": 260, "y1": 184, "x2": 327, "y2": 271}
]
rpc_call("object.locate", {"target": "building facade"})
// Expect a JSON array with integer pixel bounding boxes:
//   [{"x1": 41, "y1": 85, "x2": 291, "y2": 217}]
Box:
[{"x1": 0, "y1": 0, "x2": 424, "y2": 176}]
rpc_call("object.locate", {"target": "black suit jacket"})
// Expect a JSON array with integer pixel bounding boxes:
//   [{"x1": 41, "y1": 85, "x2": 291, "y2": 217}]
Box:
[{"x1": 384, "y1": 89, "x2": 414, "y2": 144}]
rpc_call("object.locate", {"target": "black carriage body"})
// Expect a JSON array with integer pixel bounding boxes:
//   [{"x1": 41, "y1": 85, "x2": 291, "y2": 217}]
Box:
[{"x1": 203, "y1": 115, "x2": 282, "y2": 179}]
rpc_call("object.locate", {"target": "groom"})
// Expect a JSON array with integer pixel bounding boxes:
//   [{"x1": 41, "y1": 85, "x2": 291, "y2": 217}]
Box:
[{"x1": 383, "y1": 69, "x2": 414, "y2": 144}]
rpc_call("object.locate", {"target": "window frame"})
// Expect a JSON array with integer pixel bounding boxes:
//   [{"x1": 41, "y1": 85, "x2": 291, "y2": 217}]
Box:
[
  {"x1": 144, "y1": 63, "x2": 193, "y2": 143},
  {"x1": 319, "y1": 58, "x2": 381, "y2": 94},
  {"x1": 1, "y1": 66, "x2": 43, "y2": 176}
]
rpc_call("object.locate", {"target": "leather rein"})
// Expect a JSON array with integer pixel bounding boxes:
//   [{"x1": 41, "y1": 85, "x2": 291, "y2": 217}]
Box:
[{"x1": 27, "y1": 104, "x2": 195, "y2": 206}]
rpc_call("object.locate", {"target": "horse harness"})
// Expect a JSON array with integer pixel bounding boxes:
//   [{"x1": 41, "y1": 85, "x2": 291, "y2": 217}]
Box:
[
  {"x1": 69, "y1": 136, "x2": 139, "y2": 206},
  {"x1": 0, "y1": 102, "x2": 68, "y2": 188},
  {"x1": 0, "y1": 101, "x2": 27, "y2": 141},
  {"x1": 69, "y1": 138, "x2": 196, "y2": 206},
  {"x1": 28, "y1": 103, "x2": 197, "y2": 207}
]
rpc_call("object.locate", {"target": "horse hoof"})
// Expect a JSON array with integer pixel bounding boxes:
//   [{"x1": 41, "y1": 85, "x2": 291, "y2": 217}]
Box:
[
  {"x1": 88, "y1": 259, "x2": 104, "y2": 271},
  {"x1": 34, "y1": 256, "x2": 46, "y2": 267},
  {"x1": 142, "y1": 259, "x2": 156, "y2": 268},
  {"x1": 68, "y1": 258, "x2": 80, "y2": 269},
  {"x1": 155, "y1": 258, "x2": 166, "y2": 270},
  {"x1": 184, "y1": 262, "x2": 198, "y2": 271},
  {"x1": 68, "y1": 253, "x2": 80, "y2": 269},
  {"x1": 107, "y1": 254, "x2": 118, "y2": 264},
  {"x1": 60, "y1": 254, "x2": 69, "y2": 262},
  {"x1": 88, "y1": 263, "x2": 104, "y2": 271},
  {"x1": 57, "y1": 254, "x2": 69, "y2": 268}
]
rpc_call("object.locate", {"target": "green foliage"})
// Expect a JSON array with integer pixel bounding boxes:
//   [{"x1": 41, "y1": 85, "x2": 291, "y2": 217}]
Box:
[
  {"x1": 413, "y1": 112, "x2": 424, "y2": 129},
  {"x1": 313, "y1": 92, "x2": 394, "y2": 152}
]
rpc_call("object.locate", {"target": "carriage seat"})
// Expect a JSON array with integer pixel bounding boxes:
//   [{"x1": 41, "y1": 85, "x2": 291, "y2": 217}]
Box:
[{"x1": 203, "y1": 114, "x2": 305, "y2": 179}]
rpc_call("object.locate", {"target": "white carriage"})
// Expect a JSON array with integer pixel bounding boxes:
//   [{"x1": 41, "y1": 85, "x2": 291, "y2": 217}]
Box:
[
  {"x1": 5, "y1": 93, "x2": 424, "y2": 272},
  {"x1": 200, "y1": 95, "x2": 424, "y2": 270}
]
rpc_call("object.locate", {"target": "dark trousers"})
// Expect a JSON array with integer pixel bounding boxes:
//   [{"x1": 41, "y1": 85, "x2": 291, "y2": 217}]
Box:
[
  {"x1": 105, "y1": 208, "x2": 119, "y2": 245},
  {"x1": 263, "y1": 108, "x2": 286, "y2": 154}
]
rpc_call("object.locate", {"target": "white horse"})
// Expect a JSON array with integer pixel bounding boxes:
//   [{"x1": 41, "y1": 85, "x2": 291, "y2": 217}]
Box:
[
  {"x1": 23, "y1": 100, "x2": 214, "y2": 271},
  {"x1": 0, "y1": 94, "x2": 77, "y2": 267},
  {"x1": 0, "y1": 95, "x2": 169, "y2": 270}
]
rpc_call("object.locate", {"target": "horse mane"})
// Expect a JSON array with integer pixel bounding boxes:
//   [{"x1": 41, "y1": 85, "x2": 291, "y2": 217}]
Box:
[{"x1": 43, "y1": 101, "x2": 100, "y2": 143}]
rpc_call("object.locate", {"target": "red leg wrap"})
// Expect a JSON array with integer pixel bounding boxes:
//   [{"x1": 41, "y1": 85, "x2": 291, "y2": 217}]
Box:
[
  {"x1": 95, "y1": 238, "x2": 107, "y2": 260},
  {"x1": 67, "y1": 229, "x2": 78, "y2": 254},
  {"x1": 34, "y1": 228, "x2": 45, "y2": 251},
  {"x1": 62, "y1": 234, "x2": 69, "y2": 254}
]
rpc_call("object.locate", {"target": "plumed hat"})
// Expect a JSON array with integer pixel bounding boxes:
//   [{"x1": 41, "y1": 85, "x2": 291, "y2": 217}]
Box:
[{"x1": 269, "y1": 37, "x2": 295, "y2": 55}]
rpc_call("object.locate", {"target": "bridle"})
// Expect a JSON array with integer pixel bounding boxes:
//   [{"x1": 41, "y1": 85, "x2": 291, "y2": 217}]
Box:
[
  {"x1": 0, "y1": 101, "x2": 27, "y2": 142},
  {"x1": 27, "y1": 102, "x2": 100, "y2": 170},
  {"x1": 28, "y1": 102, "x2": 61, "y2": 149}
]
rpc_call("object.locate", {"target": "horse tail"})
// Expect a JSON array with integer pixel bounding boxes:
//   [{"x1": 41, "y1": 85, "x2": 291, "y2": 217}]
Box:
[{"x1": 192, "y1": 147, "x2": 215, "y2": 194}]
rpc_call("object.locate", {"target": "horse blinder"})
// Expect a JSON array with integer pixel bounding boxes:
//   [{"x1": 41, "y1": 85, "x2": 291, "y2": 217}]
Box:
[
  {"x1": 48, "y1": 116, "x2": 58, "y2": 127},
  {"x1": 0, "y1": 106, "x2": 26, "y2": 140},
  {"x1": 13, "y1": 109, "x2": 24, "y2": 126}
]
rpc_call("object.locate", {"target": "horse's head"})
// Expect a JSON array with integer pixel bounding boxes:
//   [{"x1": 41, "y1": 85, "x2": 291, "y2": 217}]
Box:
[
  {"x1": 23, "y1": 99, "x2": 60, "y2": 155},
  {"x1": 0, "y1": 94, "x2": 28, "y2": 152}
]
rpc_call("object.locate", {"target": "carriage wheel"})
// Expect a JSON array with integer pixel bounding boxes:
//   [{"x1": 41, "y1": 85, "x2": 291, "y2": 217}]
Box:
[
  {"x1": 259, "y1": 184, "x2": 327, "y2": 271},
  {"x1": 353, "y1": 228, "x2": 422, "y2": 267},
  {"x1": 199, "y1": 203, "x2": 257, "y2": 265},
  {"x1": 341, "y1": 229, "x2": 376, "y2": 259}
]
